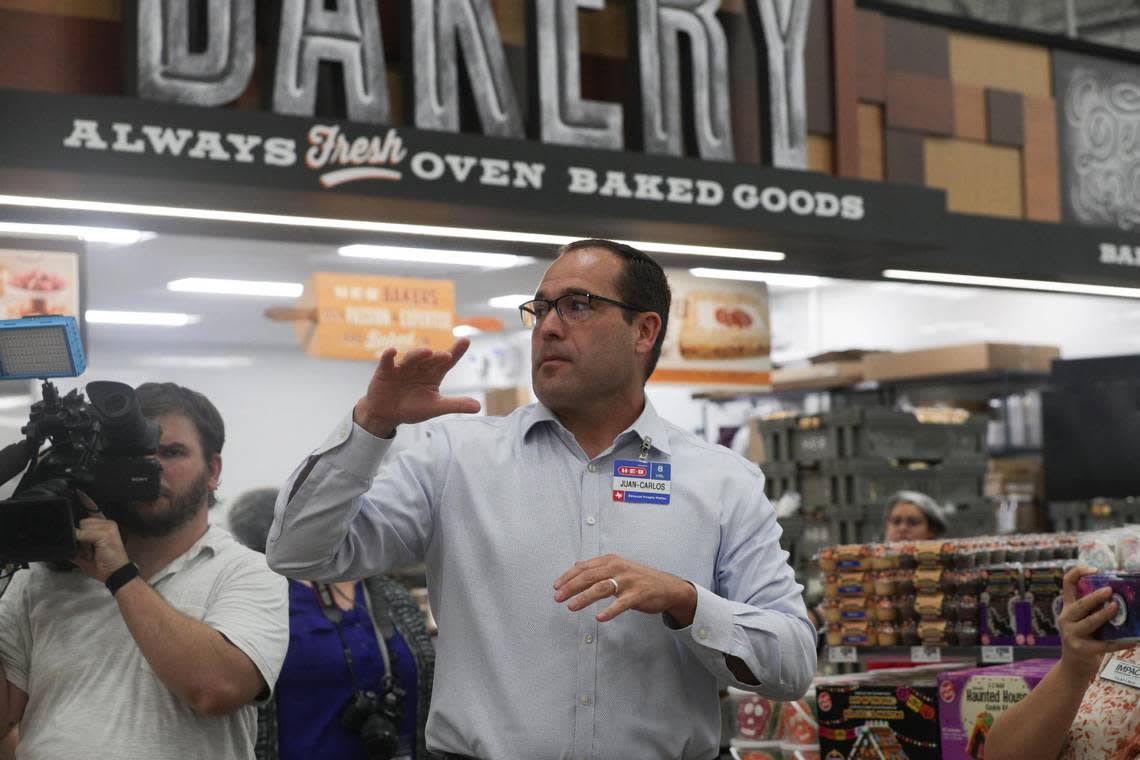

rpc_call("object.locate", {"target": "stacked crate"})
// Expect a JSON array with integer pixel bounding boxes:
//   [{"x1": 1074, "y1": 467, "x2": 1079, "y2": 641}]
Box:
[{"x1": 756, "y1": 409, "x2": 992, "y2": 577}]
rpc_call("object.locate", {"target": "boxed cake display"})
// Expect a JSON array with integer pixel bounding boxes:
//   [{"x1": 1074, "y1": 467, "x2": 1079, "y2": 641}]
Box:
[
  {"x1": 936, "y1": 659, "x2": 1056, "y2": 760},
  {"x1": 816, "y1": 675, "x2": 942, "y2": 759}
]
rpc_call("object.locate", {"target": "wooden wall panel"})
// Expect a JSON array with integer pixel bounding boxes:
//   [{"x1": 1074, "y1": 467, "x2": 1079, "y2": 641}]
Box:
[
  {"x1": 0, "y1": 0, "x2": 120, "y2": 21},
  {"x1": 1023, "y1": 95, "x2": 1062, "y2": 222},
  {"x1": 856, "y1": 10, "x2": 886, "y2": 103},
  {"x1": 857, "y1": 103, "x2": 885, "y2": 181},
  {"x1": 808, "y1": 134, "x2": 834, "y2": 174},
  {"x1": 924, "y1": 137, "x2": 1024, "y2": 218},
  {"x1": 885, "y1": 73, "x2": 953, "y2": 135},
  {"x1": 948, "y1": 32, "x2": 1051, "y2": 97},
  {"x1": 985, "y1": 88, "x2": 1025, "y2": 147},
  {"x1": 885, "y1": 129, "x2": 925, "y2": 185},
  {"x1": 884, "y1": 16, "x2": 949, "y2": 78},
  {"x1": 0, "y1": 9, "x2": 122, "y2": 94},
  {"x1": 805, "y1": 0, "x2": 833, "y2": 134},
  {"x1": 831, "y1": 0, "x2": 859, "y2": 177},
  {"x1": 952, "y1": 84, "x2": 987, "y2": 141}
]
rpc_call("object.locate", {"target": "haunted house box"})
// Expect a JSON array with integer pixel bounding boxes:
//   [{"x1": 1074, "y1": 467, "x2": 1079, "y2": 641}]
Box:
[
  {"x1": 935, "y1": 659, "x2": 1056, "y2": 760},
  {"x1": 815, "y1": 678, "x2": 941, "y2": 760}
]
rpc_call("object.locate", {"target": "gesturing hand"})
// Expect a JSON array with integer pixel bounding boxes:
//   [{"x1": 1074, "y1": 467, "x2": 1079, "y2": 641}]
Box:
[
  {"x1": 554, "y1": 554, "x2": 698, "y2": 625},
  {"x1": 1058, "y1": 565, "x2": 1134, "y2": 682},
  {"x1": 353, "y1": 338, "x2": 482, "y2": 438},
  {"x1": 72, "y1": 491, "x2": 131, "y2": 583}
]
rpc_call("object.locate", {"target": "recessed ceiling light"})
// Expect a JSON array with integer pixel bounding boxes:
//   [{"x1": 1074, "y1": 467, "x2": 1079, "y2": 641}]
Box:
[
  {"x1": 0, "y1": 195, "x2": 783, "y2": 261},
  {"x1": 452, "y1": 325, "x2": 483, "y2": 337},
  {"x1": 167, "y1": 278, "x2": 304, "y2": 297},
  {"x1": 882, "y1": 269, "x2": 1140, "y2": 299},
  {"x1": 0, "y1": 221, "x2": 151, "y2": 245},
  {"x1": 488, "y1": 294, "x2": 533, "y2": 309},
  {"x1": 85, "y1": 310, "x2": 200, "y2": 326},
  {"x1": 339, "y1": 245, "x2": 531, "y2": 268},
  {"x1": 689, "y1": 268, "x2": 824, "y2": 288}
]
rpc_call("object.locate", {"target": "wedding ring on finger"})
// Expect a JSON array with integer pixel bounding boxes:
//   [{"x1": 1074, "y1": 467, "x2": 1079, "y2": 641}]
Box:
[{"x1": 608, "y1": 577, "x2": 620, "y2": 596}]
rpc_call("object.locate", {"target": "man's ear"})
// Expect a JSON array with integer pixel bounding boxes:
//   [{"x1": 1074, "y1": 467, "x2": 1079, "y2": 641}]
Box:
[
  {"x1": 207, "y1": 453, "x2": 222, "y2": 492},
  {"x1": 634, "y1": 311, "x2": 662, "y2": 357}
]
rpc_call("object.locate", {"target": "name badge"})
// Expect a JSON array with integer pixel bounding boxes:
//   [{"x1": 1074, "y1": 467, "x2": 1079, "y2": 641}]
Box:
[
  {"x1": 1100, "y1": 656, "x2": 1140, "y2": 689},
  {"x1": 612, "y1": 459, "x2": 671, "y2": 504}
]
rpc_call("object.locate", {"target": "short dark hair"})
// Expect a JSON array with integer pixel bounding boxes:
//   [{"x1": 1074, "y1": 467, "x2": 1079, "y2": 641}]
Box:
[
  {"x1": 558, "y1": 239, "x2": 671, "y2": 379},
  {"x1": 135, "y1": 382, "x2": 225, "y2": 506}
]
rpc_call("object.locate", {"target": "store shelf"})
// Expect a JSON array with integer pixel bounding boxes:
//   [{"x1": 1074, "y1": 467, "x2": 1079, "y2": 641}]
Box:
[{"x1": 826, "y1": 645, "x2": 1061, "y2": 665}]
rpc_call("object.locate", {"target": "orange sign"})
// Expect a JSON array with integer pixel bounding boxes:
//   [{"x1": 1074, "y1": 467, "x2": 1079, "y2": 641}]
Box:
[{"x1": 295, "y1": 273, "x2": 455, "y2": 360}]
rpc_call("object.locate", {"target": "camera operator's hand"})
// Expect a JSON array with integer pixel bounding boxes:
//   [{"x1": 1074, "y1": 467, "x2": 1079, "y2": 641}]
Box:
[
  {"x1": 353, "y1": 339, "x2": 481, "y2": 438},
  {"x1": 1058, "y1": 565, "x2": 1134, "y2": 683},
  {"x1": 72, "y1": 491, "x2": 130, "y2": 583}
]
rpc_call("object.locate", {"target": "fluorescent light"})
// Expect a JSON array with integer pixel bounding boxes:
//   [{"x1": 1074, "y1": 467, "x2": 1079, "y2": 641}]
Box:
[
  {"x1": 167, "y1": 278, "x2": 304, "y2": 297},
  {"x1": 85, "y1": 310, "x2": 200, "y2": 326},
  {"x1": 690, "y1": 268, "x2": 824, "y2": 288},
  {"x1": 135, "y1": 355, "x2": 255, "y2": 369},
  {"x1": 0, "y1": 195, "x2": 782, "y2": 261},
  {"x1": 488, "y1": 294, "x2": 533, "y2": 309},
  {"x1": 0, "y1": 395, "x2": 33, "y2": 410},
  {"x1": 339, "y1": 244, "x2": 531, "y2": 268},
  {"x1": 452, "y1": 325, "x2": 483, "y2": 337},
  {"x1": 882, "y1": 269, "x2": 1140, "y2": 299},
  {"x1": 630, "y1": 242, "x2": 784, "y2": 261},
  {"x1": 0, "y1": 221, "x2": 150, "y2": 245}
]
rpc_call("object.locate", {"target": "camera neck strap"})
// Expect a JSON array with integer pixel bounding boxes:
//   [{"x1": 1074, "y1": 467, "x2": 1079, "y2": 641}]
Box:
[{"x1": 314, "y1": 582, "x2": 395, "y2": 692}]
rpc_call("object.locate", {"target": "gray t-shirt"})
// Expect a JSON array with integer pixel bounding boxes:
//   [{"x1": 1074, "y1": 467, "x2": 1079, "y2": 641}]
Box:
[{"x1": 0, "y1": 526, "x2": 289, "y2": 760}]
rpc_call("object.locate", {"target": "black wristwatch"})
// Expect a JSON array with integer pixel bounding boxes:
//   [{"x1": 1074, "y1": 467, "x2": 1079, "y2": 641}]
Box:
[{"x1": 105, "y1": 562, "x2": 141, "y2": 596}]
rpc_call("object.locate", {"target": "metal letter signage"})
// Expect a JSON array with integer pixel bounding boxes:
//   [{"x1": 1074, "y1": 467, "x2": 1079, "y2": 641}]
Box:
[
  {"x1": 633, "y1": 0, "x2": 734, "y2": 160},
  {"x1": 410, "y1": 0, "x2": 524, "y2": 138},
  {"x1": 132, "y1": 0, "x2": 255, "y2": 106},
  {"x1": 532, "y1": 0, "x2": 623, "y2": 150},
  {"x1": 747, "y1": 0, "x2": 810, "y2": 169},
  {"x1": 272, "y1": 0, "x2": 391, "y2": 123}
]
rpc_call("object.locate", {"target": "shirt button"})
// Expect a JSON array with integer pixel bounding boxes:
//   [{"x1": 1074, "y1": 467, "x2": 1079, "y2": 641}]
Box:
[
  {"x1": 586, "y1": 515, "x2": 596, "y2": 526},
  {"x1": 698, "y1": 627, "x2": 709, "y2": 640},
  {"x1": 587, "y1": 463, "x2": 596, "y2": 472},
  {"x1": 581, "y1": 695, "x2": 592, "y2": 706},
  {"x1": 584, "y1": 633, "x2": 594, "y2": 644}
]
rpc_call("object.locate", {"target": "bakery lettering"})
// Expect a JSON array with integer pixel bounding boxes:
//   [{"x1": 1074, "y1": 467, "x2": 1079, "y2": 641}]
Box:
[
  {"x1": 1100, "y1": 243, "x2": 1140, "y2": 267},
  {"x1": 568, "y1": 167, "x2": 865, "y2": 220}
]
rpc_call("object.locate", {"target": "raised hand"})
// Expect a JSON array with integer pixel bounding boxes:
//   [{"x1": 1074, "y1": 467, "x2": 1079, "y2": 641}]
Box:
[
  {"x1": 1058, "y1": 565, "x2": 1134, "y2": 682},
  {"x1": 353, "y1": 338, "x2": 482, "y2": 437}
]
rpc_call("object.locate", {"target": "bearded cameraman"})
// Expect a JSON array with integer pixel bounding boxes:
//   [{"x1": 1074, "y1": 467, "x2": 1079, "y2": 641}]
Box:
[{"x1": 0, "y1": 383, "x2": 289, "y2": 759}]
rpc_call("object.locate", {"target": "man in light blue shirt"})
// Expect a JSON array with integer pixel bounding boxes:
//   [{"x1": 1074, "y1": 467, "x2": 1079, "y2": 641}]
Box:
[{"x1": 268, "y1": 239, "x2": 816, "y2": 759}]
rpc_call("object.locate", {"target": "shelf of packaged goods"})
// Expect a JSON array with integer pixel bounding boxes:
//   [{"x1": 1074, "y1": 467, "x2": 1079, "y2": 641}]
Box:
[{"x1": 825, "y1": 645, "x2": 1061, "y2": 665}]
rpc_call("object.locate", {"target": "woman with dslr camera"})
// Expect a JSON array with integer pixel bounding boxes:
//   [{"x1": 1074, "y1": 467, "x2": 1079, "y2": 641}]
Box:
[{"x1": 228, "y1": 488, "x2": 436, "y2": 760}]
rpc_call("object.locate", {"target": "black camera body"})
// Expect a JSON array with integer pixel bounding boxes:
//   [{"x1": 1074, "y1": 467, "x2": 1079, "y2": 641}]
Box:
[
  {"x1": 340, "y1": 684, "x2": 407, "y2": 760},
  {"x1": 0, "y1": 380, "x2": 161, "y2": 563}
]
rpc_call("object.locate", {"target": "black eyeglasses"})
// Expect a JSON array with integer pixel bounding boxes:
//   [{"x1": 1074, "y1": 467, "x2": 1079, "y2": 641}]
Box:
[{"x1": 519, "y1": 292, "x2": 649, "y2": 328}]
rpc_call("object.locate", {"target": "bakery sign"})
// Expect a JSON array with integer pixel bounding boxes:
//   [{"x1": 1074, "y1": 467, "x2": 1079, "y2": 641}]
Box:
[
  {"x1": 651, "y1": 269, "x2": 770, "y2": 388},
  {"x1": 131, "y1": 0, "x2": 812, "y2": 169}
]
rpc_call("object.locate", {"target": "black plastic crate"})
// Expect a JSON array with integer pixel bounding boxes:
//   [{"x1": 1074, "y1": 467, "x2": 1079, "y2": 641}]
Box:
[
  {"x1": 755, "y1": 409, "x2": 987, "y2": 464},
  {"x1": 797, "y1": 458, "x2": 986, "y2": 508}
]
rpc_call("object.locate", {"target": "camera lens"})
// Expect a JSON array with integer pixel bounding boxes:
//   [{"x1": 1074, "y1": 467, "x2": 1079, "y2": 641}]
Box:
[{"x1": 358, "y1": 714, "x2": 399, "y2": 760}]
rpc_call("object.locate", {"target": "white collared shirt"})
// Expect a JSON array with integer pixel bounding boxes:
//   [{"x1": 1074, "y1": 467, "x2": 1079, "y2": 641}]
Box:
[{"x1": 268, "y1": 400, "x2": 815, "y2": 760}]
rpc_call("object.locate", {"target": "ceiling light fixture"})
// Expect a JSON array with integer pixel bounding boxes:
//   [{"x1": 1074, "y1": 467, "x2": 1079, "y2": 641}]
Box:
[
  {"x1": 167, "y1": 278, "x2": 304, "y2": 297},
  {"x1": 689, "y1": 267, "x2": 824, "y2": 288},
  {"x1": 0, "y1": 221, "x2": 150, "y2": 245},
  {"x1": 488, "y1": 294, "x2": 534, "y2": 309},
  {"x1": 882, "y1": 269, "x2": 1140, "y2": 299},
  {"x1": 452, "y1": 325, "x2": 483, "y2": 337},
  {"x1": 0, "y1": 195, "x2": 784, "y2": 261},
  {"x1": 85, "y1": 310, "x2": 200, "y2": 326},
  {"x1": 339, "y1": 244, "x2": 531, "y2": 268}
]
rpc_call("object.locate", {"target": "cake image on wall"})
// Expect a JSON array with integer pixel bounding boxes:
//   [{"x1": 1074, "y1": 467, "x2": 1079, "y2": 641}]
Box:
[{"x1": 678, "y1": 290, "x2": 770, "y2": 359}]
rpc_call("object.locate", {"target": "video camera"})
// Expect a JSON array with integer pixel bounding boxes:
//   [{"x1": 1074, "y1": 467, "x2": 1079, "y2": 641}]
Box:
[{"x1": 0, "y1": 316, "x2": 161, "y2": 564}]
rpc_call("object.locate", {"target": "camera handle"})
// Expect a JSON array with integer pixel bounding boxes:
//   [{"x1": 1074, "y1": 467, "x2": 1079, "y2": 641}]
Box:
[{"x1": 314, "y1": 583, "x2": 396, "y2": 694}]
